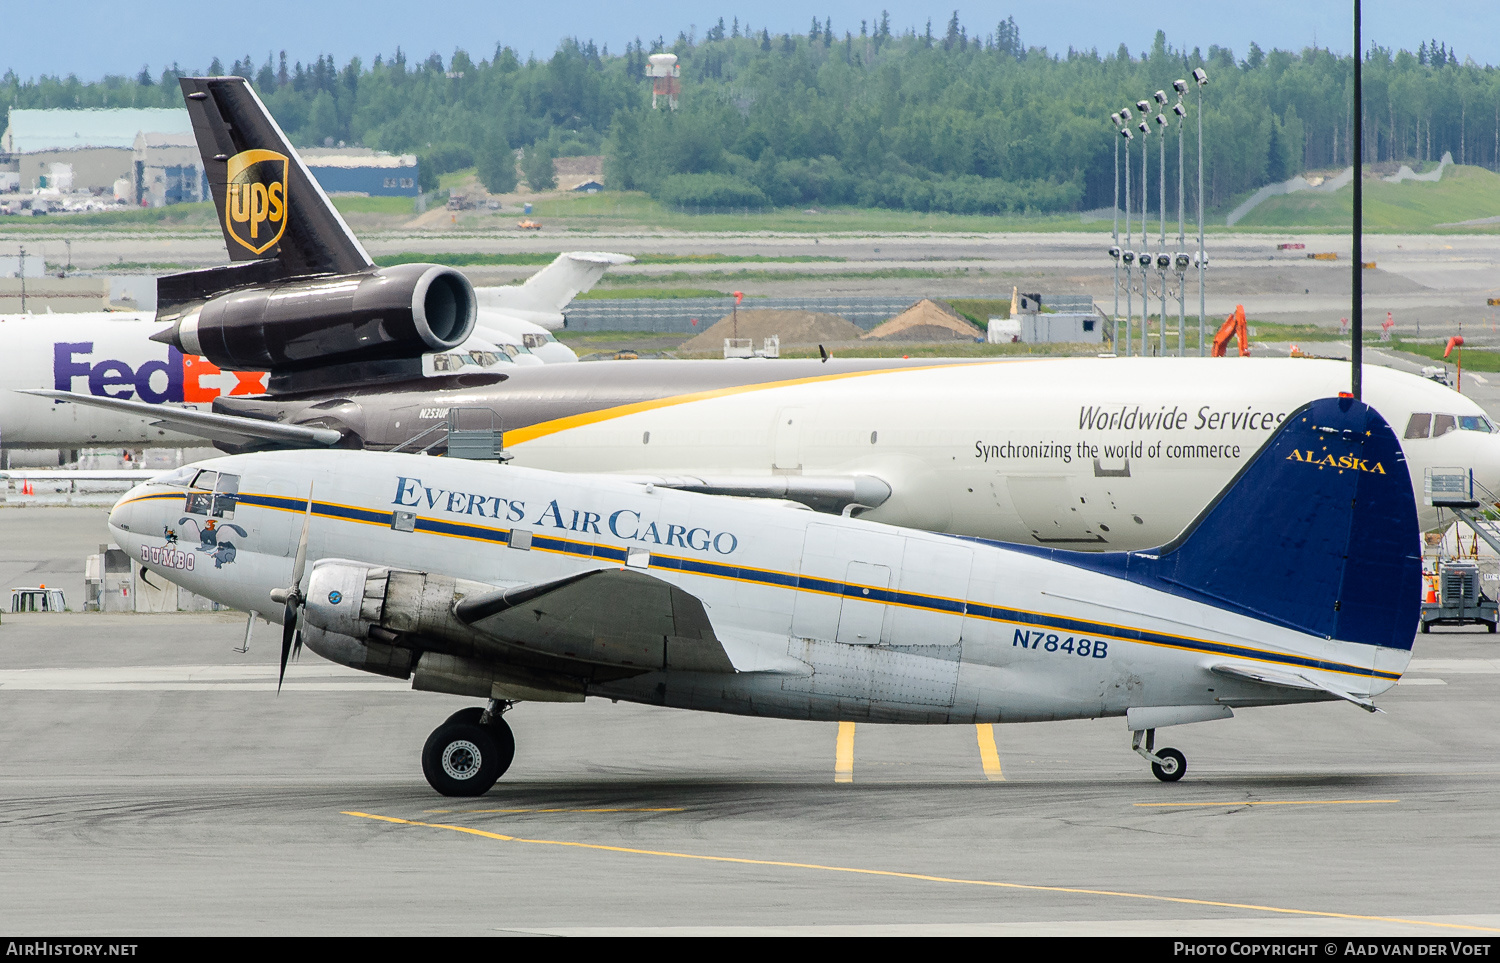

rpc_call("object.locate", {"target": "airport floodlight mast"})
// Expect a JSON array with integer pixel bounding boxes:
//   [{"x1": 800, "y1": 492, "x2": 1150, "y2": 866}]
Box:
[
  {"x1": 1156, "y1": 103, "x2": 1169, "y2": 358},
  {"x1": 1137, "y1": 110, "x2": 1150, "y2": 358},
  {"x1": 1194, "y1": 67, "x2": 1208, "y2": 355},
  {"x1": 1111, "y1": 111, "x2": 1123, "y2": 345},
  {"x1": 1121, "y1": 111, "x2": 1134, "y2": 355},
  {"x1": 1173, "y1": 81, "x2": 1189, "y2": 357},
  {"x1": 1352, "y1": 0, "x2": 1363, "y2": 399}
]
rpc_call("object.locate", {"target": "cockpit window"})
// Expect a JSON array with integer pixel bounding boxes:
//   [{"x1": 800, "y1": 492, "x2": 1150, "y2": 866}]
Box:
[
  {"x1": 1433, "y1": 414, "x2": 1458, "y2": 438},
  {"x1": 190, "y1": 470, "x2": 218, "y2": 491},
  {"x1": 1404, "y1": 413, "x2": 1432, "y2": 439},
  {"x1": 212, "y1": 473, "x2": 240, "y2": 519},
  {"x1": 1460, "y1": 415, "x2": 1494, "y2": 433}
]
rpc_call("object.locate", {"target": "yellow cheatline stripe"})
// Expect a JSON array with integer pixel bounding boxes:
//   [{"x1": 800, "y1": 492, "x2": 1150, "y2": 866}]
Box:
[
  {"x1": 835, "y1": 722, "x2": 856, "y2": 783},
  {"x1": 504, "y1": 361, "x2": 1013, "y2": 447},
  {"x1": 1134, "y1": 799, "x2": 1400, "y2": 808},
  {"x1": 340, "y1": 811, "x2": 1500, "y2": 933},
  {"x1": 976, "y1": 724, "x2": 1004, "y2": 781},
  {"x1": 424, "y1": 808, "x2": 685, "y2": 814}
]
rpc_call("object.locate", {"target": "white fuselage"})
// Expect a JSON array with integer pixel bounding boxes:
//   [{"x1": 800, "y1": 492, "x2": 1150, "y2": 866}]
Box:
[
  {"x1": 109, "y1": 450, "x2": 1408, "y2": 726},
  {"x1": 502, "y1": 357, "x2": 1500, "y2": 544},
  {"x1": 0, "y1": 313, "x2": 254, "y2": 447}
]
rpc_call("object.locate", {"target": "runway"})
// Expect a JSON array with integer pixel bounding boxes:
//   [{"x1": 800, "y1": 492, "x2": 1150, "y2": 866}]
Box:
[{"x1": 2, "y1": 608, "x2": 1499, "y2": 935}]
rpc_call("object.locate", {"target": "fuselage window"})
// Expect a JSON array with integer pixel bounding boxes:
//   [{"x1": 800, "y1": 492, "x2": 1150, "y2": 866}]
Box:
[
  {"x1": 1404, "y1": 413, "x2": 1432, "y2": 439},
  {"x1": 1433, "y1": 414, "x2": 1458, "y2": 438}
]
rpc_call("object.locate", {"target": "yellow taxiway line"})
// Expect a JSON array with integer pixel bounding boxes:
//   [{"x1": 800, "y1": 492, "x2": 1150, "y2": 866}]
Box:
[
  {"x1": 976, "y1": 725, "x2": 1004, "y2": 781},
  {"x1": 341, "y1": 811, "x2": 1500, "y2": 933},
  {"x1": 1133, "y1": 800, "x2": 1401, "y2": 808},
  {"x1": 834, "y1": 722, "x2": 856, "y2": 783}
]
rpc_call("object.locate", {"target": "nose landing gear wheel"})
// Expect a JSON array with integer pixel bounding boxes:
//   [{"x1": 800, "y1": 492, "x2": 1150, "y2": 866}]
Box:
[
  {"x1": 422, "y1": 717, "x2": 515, "y2": 797},
  {"x1": 1151, "y1": 747, "x2": 1187, "y2": 782}
]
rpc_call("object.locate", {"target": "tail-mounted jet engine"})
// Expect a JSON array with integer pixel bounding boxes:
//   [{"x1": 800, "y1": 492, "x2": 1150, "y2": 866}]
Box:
[{"x1": 152, "y1": 262, "x2": 476, "y2": 377}]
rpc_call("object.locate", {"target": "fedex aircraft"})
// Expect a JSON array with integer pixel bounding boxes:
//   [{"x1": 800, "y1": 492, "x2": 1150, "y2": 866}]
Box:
[
  {"x1": 107, "y1": 395, "x2": 1419, "y2": 795},
  {"x1": 0, "y1": 250, "x2": 633, "y2": 449}
]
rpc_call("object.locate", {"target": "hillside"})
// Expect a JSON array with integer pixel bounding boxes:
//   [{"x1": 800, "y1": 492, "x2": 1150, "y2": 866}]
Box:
[{"x1": 1235, "y1": 165, "x2": 1500, "y2": 230}]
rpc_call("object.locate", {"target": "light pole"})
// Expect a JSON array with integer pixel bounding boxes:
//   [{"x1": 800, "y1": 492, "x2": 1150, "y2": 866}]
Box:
[
  {"x1": 1352, "y1": 1, "x2": 1363, "y2": 399},
  {"x1": 1194, "y1": 67, "x2": 1208, "y2": 355},
  {"x1": 1173, "y1": 80, "x2": 1189, "y2": 356},
  {"x1": 1121, "y1": 109, "x2": 1135, "y2": 356},
  {"x1": 1111, "y1": 111, "x2": 1124, "y2": 350},
  {"x1": 1155, "y1": 94, "x2": 1169, "y2": 358},
  {"x1": 1137, "y1": 103, "x2": 1151, "y2": 357}
]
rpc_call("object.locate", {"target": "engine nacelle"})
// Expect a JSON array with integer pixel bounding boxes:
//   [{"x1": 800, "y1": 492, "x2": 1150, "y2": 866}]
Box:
[
  {"x1": 163, "y1": 262, "x2": 475, "y2": 372},
  {"x1": 299, "y1": 624, "x2": 413, "y2": 680}
]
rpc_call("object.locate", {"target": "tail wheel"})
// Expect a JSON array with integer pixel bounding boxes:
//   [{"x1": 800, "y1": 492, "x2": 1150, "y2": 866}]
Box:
[
  {"x1": 422, "y1": 719, "x2": 514, "y2": 797},
  {"x1": 1151, "y1": 748, "x2": 1187, "y2": 782}
]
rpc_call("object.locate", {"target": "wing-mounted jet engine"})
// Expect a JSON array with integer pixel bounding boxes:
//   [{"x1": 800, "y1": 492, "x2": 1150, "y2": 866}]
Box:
[{"x1": 149, "y1": 76, "x2": 478, "y2": 395}]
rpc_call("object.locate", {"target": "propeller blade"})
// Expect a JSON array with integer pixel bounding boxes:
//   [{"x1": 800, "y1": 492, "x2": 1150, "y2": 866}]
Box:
[
  {"x1": 278, "y1": 597, "x2": 298, "y2": 693},
  {"x1": 290, "y1": 483, "x2": 314, "y2": 591}
]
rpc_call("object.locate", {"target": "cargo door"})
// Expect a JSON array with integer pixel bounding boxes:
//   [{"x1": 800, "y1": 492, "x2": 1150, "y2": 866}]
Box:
[
  {"x1": 792, "y1": 522, "x2": 904, "y2": 644},
  {"x1": 888, "y1": 537, "x2": 973, "y2": 646}
]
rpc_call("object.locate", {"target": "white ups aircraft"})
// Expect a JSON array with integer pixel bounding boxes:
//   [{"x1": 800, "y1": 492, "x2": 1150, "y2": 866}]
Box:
[{"x1": 108, "y1": 395, "x2": 1419, "y2": 795}]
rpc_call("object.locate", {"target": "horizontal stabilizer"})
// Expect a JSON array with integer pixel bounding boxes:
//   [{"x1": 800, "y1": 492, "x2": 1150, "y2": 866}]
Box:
[
  {"x1": 455, "y1": 567, "x2": 734, "y2": 673},
  {"x1": 616, "y1": 473, "x2": 892, "y2": 514},
  {"x1": 17, "y1": 389, "x2": 342, "y2": 448},
  {"x1": 1210, "y1": 663, "x2": 1382, "y2": 712}
]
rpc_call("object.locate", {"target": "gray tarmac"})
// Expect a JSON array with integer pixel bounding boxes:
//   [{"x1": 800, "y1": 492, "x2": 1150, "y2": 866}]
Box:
[
  {"x1": 2, "y1": 510, "x2": 1500, "y2": 936},
  {"x1": 11, "y1": 227, "x2": 1498, "y2": 340}
]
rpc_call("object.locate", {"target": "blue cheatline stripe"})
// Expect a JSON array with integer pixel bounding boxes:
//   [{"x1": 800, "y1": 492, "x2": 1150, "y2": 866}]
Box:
[{"x1": 133, "y1": 488, "x2": 1396, "y2": 682}]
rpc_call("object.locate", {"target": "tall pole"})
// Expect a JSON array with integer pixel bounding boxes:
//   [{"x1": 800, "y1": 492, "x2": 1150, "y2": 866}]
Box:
[
  {"x1": 18, "y1": 246, "x2": 26, "y2": 314},
  {"x1": 1140, "y1": 121, "x2": 1149, "y2": 357},
  {"x1": 1158, "y1": 112, "x2": 1168, "y2": 358},
  {"x1": 1177, "y1": 95, "x2": 1187, "y2": 357},
  {"x1": 1196, "y1": 74, "x2": 1207, "y2": 357},
  {"x1": 1124, "y1": 125, "x2": 1133, "y2": 357},
  {"x1": 1352, "y1": 0, "x2": 1363, "y2": 400},
  {"x1": 1112, "y1": 120, "x2": 1121, "y2": 347}
]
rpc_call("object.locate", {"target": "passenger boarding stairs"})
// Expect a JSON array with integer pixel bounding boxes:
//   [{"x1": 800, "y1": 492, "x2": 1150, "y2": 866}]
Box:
[{"x1": 1426, "y1": 467, "x2": 1500, "y2": 556}]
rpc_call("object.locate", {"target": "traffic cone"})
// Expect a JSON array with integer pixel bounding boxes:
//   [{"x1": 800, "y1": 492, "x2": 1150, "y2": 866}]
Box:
[{"x1": 21, "y1": 478, "x2": 33, "y2": 496}]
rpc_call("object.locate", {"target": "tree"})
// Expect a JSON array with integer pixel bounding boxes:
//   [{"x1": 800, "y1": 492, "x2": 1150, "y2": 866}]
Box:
[
  {"x1": 523, "y1": 141, "x2": 556, "y2": 191},
  {"x1": 477, "y1": 133, "x2": 518, "y2": 193}
]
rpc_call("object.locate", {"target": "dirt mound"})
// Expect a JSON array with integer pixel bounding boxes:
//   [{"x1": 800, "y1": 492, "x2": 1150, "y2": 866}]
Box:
[
  {"x1": 863, "y1": 299, "x2": 982, "y2": 341},
  {"x1": 678, "y1": 309, "x2": 865, "y2": 352}
]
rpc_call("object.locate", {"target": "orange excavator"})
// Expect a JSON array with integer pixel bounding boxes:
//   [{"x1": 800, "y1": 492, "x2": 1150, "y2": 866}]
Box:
[{"x1": 1211, "y1": 304, "x2": 1250, "y2": 357}]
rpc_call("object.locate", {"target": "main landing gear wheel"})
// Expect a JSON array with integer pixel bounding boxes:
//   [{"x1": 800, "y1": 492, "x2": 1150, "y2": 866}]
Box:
[
  {"x1": 1151, "y1": 747, "x2": 1187, "y2": 782},
  {"x1": 422, "y1": 716, "x2": 516, "y2": 797}
]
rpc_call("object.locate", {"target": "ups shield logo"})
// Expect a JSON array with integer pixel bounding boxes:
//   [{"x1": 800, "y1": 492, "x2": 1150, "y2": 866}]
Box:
[{"x1": 224, "y1": 149, "x2": 288, "y2": 255}]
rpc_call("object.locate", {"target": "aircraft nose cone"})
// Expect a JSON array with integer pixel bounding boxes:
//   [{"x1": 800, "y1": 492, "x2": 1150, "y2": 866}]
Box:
[{"x1": 108, "y1": 484, "x2": 150, "y2": 541}]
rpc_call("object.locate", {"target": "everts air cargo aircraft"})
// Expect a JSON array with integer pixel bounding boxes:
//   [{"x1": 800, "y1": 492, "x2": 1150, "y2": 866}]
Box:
[
  {"x1": 28, "y1": 77, "x2": 1500, "y2": 553},
  {"x1": 0, "y1": 249, "x2": 632, "y2": 450},
  {"x1": 108, "y1": 396, "x2": 1420, "y2": 795}
]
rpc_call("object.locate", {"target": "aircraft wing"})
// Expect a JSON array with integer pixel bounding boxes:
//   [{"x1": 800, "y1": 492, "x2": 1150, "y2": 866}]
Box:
[
  {"x1": 454, "y1": 567, "x2": 736, "y2": 673},
  {"x1": 610, "y1": 473, "x2": 892, "y2": 514},
  {"x1": 18, "y1": 389, "x2": 342, "y2": 448},
  {"x1": 1209, "y1": 662, "x2": 1382, "y2": 712}
]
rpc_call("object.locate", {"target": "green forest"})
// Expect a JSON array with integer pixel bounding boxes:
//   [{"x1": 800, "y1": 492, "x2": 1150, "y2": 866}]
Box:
[{"x1": 4, "y1": 14, "x2": 1499, "y2": 215}]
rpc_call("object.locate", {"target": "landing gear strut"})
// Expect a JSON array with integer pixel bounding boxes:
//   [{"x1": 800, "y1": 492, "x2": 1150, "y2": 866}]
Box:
[
  {"x1": 422, "y1": 699, "x2": 516, "y2": 797},
  {"x1": 1132, "y1": 728, "x2": 1186, "y2": 782}
]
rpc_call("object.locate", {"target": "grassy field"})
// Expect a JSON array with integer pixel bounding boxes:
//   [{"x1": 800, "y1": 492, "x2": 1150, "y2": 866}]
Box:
[
  {"x1": 373, "y1": 251, "x2": 844, "y2": 268},
  {"x1": 1386, "y1": 339, "x2": 1500, "y2": 371},
  {"x1": 1235, "y1": 165, "x2": 1500, "y2": 231},
  {"x1": 574, "y1": 287, "x2": 728, "y2": 299},
  {"x1": 530, "y1": 190, "x2": 1093, "y2": 234}
]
